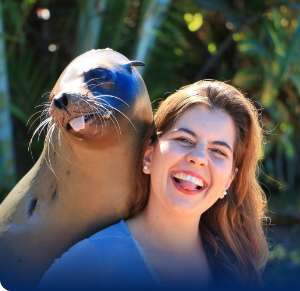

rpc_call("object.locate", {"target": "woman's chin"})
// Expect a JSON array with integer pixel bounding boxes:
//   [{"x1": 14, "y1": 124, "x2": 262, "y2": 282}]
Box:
[{"x1": 164, "y1": 193, "x2": 205, "y2": 217}]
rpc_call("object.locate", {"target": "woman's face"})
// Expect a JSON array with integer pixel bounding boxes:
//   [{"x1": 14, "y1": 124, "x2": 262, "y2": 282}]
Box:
[{"x1": 144, "y1": 104, "x2": 237, "y2": 216}]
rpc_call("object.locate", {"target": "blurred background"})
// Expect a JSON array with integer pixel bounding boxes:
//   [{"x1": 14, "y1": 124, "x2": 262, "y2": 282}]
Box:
[{"x1": 0, "y1": 0, "x2": 299, "y2": 287}]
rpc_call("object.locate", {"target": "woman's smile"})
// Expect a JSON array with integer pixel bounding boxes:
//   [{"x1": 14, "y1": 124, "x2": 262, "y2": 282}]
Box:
[{"x1": 171, "y1": 170, "x2": 208, "y2": 195}]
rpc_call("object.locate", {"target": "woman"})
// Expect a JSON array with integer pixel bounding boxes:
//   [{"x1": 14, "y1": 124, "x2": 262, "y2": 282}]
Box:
[{"x1": 37, "y1": 80, "x2": 269, "y2": 291}]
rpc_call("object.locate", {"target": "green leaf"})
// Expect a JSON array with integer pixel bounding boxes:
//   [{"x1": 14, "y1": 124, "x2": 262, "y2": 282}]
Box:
[
  {"x1": 280, "y1": 135, "x2": 295, "y2": 158},
  {"x1": 10, "y1": 103, "x2": 28, "y2": 124},
  {"x1": 269, "y1": 244, "x2": 287, "y2": 261},
  {"x1": 197, "y1": 0, "x2": 241, "y2": 28},
  {"x1": 238, "y1": 39, "x2": 268, "y2": 58},
  {"x1": 232, "y1": 67, "x2": 260, "y2": 89},
  {"x1": 290, "y1": 74, "x2": 300, "y2": 96}
]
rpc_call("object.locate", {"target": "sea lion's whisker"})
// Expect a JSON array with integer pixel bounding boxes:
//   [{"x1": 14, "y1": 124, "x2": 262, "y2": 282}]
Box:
[
  {"x1": 84, "y1": 77, "x2": 105, "y2": 85},
  {"x1": 29, "y1": 122, "x2": 49, "y2": 150},
  {"x1": 45, "y1": 123, "x2": 53, "y2": 156},
  {"x1": 50, "y1": 126, "x2": 71, "y2": 168},
  {"x1": 37, "y1": 120, "x2": 52, "y2": 141},
  {"x1": 94, "y1": 94, "x2": 130, "y2": 108},
  {"x1": 77, "y1": 98, "x2": 108, "y2": 129},
  {"x1": 28, "y1": 117, "x2": 52, "y2": 151},
  {"x1": 102, "y1": 106, "x2": 121, "y2": 136},
  {"x1": 45, "y1": 123, "x2": 58, "y2": 176},
  {"x1": 73, "y1": 98, "x2": 100, "y2": 131},
  {"x1": 77, "y1": 99, "x2": 85, "y2": 127},
  {"x1": 85, "y1": 78, "x2": 110, "y2": 87},
  {"x1": 28, "y1": 100, "x2": 51, "y2": 131},
  {"x1": 85, "y1": 95, "x2": 129, "y2": 135},
  {"x1": 91, "y1": 105, "x2": 108, "y2": 132},
  {"x1": 110, "y1": 113, "x2": 122, "y2": 136},
  {"x1": 87, "y1": 81, "x2": 115, "y2": 92},
  {"x1": 34, "y1": 101, "x2": 51, "y2": 109},
  {"x1": 98, "y1": 99, "x2": 136, "y2": 133},
  {"x1": 80, "y1": 97, "x2": 96, "y2": 114},
  {"x1": 98, "y1": 105, "x2": 121, "y2": 136},
  {"x1": 27, "y1": 110, "x2": 45, "y2": 128},
  {"x1": 40, "y1": 91, "x2": 52, "y2": 100},
  {"x1": 94, "y1": 109, "x2": 105, "y2": 135},
  {"x1": 28, "y1": 104, "x2": 49, "y2": 121},
  {"x1": 95, "y1": 100, "x2": 124, "y2": 134},
  {"x1": 84, "y1": 100, "x2": 121, "y2": 135},
  {"x1": 27, "y1": 109, "x2": 50, "y2": 131}
]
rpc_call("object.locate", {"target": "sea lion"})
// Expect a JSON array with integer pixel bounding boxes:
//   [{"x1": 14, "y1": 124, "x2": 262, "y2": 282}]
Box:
[{"x1": 0, "y1": 48, "x2": 153, "y2": 290}]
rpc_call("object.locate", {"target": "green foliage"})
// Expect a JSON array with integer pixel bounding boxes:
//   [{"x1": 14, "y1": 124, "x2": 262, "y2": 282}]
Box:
[
  {"x1": 0, "y1": 0, "x2": 299, "y2": 209},
  {"x1": 232, "y1": 5, "x2": 300, "y2": 194},
  {"x1": 264, "y1": 240, "x2": 300, "y2": 286},
  {"x1": 0, "y1": 1, "x2": 16, "y2": 189}
]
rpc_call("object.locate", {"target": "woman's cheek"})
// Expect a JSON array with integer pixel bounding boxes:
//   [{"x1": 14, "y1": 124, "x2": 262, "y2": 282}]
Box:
[
  {"x1": 211, "y1": 157, "x2": 232, "y2": 175},
  {"x1": 158, "y1": 141, "x2": 171, "y2": 156},
  {"x1": 161, "y1": 141, "x2": 183, "y2": 156}
]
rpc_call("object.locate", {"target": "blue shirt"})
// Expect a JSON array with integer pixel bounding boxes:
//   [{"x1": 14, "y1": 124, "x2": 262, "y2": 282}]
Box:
[
  {"x1": 37, "y1": 220, "x2": 160, "y2": 291},
  {"x1": 37, "y1": 220, "x2": 243, "y2": 291}
]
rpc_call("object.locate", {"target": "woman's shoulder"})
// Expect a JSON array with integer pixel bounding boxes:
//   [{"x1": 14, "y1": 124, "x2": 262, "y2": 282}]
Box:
[
  {"x1": 88, "y1": 219, "x2": 131, "y2": 242},
  {"x1": 37, "y1": 220, "x2": 137, "y2": 290},
  {"x1": 51, "y1": 219, "x2": 132, "y2": 263}
]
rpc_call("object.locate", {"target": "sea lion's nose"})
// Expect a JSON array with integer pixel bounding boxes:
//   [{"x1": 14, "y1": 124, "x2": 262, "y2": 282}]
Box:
[{"x1": 54, "y1": 93, "x2": 69, "y2": 109}]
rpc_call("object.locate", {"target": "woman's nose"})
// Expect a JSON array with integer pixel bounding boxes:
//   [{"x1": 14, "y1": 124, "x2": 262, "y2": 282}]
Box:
[{"x1": 186, "y1": 148, "x2": 208, "y2": 166}]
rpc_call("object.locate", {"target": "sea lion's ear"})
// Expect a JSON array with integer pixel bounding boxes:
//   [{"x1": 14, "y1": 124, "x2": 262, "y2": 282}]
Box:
[{"x1": 123, "y1": 61, "x2": 145, "y2": 73}]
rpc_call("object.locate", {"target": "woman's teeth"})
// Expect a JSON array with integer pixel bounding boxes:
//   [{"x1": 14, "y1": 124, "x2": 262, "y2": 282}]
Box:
[{"x1": 173, "y1": 172, "x2": 204, "y2": 187}]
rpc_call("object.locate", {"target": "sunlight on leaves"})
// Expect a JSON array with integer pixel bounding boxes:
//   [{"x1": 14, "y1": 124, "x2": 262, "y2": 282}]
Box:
[
  {"x1": 269, "y1": 244, "x2": 287, "y2": 260},
  {"x1": 289, "y1": 250, "x2": 300, "y2": 265},
  {"x1": 184, "y1": 12, "x2": 203, "y2": 32},
  {"x1": 208, "y1": 42, "x2": 217, "y2": 54},
  {"x1": 25, "y1": 0, "x2": 37, "y2": 5},
  {"x1": 174, "y1": 48, "x2": 183, "y2": 56}
]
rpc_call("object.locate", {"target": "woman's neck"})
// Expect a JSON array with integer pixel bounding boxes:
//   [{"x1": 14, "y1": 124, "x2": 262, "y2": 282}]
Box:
[
  {"x1": 127, "y1": 191, "x2": 203, "y2": 255},
  {"x1": 127, "y1": 191, "x2": 211, "y2": 285}
]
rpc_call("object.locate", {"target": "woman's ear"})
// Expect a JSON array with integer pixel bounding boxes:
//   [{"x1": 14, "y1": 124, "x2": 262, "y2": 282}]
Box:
[{"x1": 142, "y1": 145, "x2": 154, "y2": 175}]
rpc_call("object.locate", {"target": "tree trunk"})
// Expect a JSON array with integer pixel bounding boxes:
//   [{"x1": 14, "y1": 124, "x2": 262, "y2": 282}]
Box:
[
  {"x1": 0, "y1": 2, "x2": 16, "y2": 194},
  {"x1": 134, "y1": 0, "x2": 171, "y2": 75},
  {"x1": 75, "y1": 0, "x2": 108, "y2": 56}
]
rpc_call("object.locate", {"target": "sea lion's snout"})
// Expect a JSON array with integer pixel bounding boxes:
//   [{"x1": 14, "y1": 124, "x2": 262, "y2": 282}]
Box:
[
  {"x1": 50, "y1": 90, "x2": 97, "y2": 133},
  {"x1": 53, "y1": 93, "x2": 69, "y2": 110}
]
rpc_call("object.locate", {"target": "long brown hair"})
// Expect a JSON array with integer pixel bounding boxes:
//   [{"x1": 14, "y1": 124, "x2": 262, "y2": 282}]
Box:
[{"x1": 152, "y1": 80, "x2": 269, "y2": 283}]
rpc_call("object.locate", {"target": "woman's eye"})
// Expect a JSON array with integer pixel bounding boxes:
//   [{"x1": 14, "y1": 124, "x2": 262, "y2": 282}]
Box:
[
  {"x1": 211, "y1": 148, "x2": 227, "y2": 157},
  {"x1": 175, "y1": 137, "x2": 194, "y2": 146}
]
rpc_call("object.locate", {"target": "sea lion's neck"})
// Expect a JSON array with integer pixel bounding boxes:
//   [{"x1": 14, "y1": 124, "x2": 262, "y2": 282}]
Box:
[
  {"x1": 53, "y1": 128, "x2": 137, "y2": 176},
  {"x1": 45, "y1": 127, "x2": 138, "y2": 218}
]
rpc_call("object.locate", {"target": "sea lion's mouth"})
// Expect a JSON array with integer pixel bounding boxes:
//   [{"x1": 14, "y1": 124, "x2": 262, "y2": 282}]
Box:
[
  {"x1": 66, "y1": 111, "x2": 112, "y2": 132},
  {"x1": 66, "y1": 113, "x2": 97, "y2": 131}
]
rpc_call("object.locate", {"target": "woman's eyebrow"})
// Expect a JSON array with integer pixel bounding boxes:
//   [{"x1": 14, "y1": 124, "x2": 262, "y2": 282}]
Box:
[
  {"x1": 211, "y1": 141, "x2": 233, "y2": 152},
  {"x1": 170, "y1": 127, "x2": 196, "y2": 137}
]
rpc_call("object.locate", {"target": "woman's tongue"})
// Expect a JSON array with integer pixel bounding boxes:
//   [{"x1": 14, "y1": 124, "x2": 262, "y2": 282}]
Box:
[{"x1": 177, "y1": 179, "x2": 198, "y2": 191}]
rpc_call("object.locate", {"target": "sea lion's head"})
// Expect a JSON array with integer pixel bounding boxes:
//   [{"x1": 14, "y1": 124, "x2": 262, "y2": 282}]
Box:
[{"x1": 46, "y1": 48, "x2": 150, "y2": 142}]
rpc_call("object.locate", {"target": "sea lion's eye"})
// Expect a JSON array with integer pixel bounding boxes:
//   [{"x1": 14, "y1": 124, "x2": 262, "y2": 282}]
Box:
[
  {"x1": 84, "y1": 68, "x2": 114, "y2": 92},
  {"x1": 84, "y1": 68, "x2": 110, "y2": 82}
]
